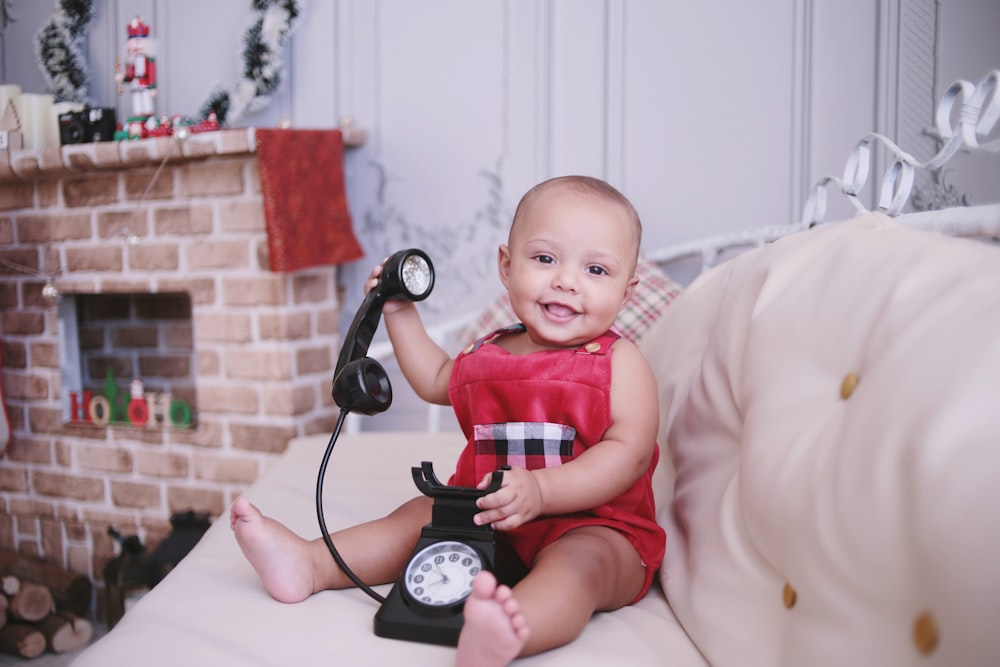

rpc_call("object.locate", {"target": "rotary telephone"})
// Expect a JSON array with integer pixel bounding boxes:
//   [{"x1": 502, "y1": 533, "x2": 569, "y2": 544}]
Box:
[{"x1": 318, "y1": 249, "x2": 505, "y2": 646}]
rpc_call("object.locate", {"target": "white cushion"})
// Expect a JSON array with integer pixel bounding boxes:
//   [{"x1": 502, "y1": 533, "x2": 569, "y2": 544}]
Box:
[{"x1": 641, "y1": 214, "x2": 1000, "y2": 666}]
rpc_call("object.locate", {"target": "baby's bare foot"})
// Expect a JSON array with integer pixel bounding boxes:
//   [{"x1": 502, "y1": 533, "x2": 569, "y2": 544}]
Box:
[
  {"x1": 230, "y1": 496, "x2": 316, "y2": 603},
  {"x1": 455, "y1": 571, "x2": 530, "y2": 667}
]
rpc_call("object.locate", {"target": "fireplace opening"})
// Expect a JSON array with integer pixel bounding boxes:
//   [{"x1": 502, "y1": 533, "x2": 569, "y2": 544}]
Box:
[{"x1": 59, "y1": 292, "x2": 198, "y2": 428}]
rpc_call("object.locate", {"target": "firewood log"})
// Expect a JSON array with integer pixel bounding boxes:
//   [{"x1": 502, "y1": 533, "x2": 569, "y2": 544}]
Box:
[
  {"x1": 0, "y1": 575, "x2": 18, "y2": 597},
  {"x1": 0, "y1": 549, "x2": 92, "y2": 615},
  {"x1": 0, "y1": 622, "x2": 46, "y2": 658},
  {"x1": 7, "y1": 582, "x2": 53, "y2": 622},
  {"x1": 37, "y1": 610, "x2": 93, "y2": 654}
]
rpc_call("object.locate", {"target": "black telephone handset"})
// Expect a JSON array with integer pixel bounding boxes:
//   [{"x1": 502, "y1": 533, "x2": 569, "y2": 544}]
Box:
[{"x1": 331, "y1": 249, "x2": 434, "y2": 414}]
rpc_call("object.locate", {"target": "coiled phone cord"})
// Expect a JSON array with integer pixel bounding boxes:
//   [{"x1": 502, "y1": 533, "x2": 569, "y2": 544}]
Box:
[{"x1": 315, "y1": 408, "x2": 387, "y2": 604}]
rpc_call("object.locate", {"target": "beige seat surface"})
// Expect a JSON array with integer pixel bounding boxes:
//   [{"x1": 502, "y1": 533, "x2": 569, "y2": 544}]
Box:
[{"x1": 74, "y1": 431, "x2": 706, "y2": 666}]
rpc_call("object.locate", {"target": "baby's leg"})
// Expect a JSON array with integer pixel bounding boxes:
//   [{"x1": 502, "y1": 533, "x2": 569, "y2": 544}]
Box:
[
  {"x1": 231, "y1": 495, "x2": 432, "y2": 603},
  {"x1": 454, "y1": 525, "x2": 645, "y2": 666}
]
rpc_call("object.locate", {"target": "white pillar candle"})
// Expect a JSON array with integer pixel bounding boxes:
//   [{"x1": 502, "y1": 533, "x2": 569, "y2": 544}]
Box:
[
  {"x1": 0, "y1": 85, "x2": 21, "y2": 125},
  {"x1": 15, "y1": 93, "x2": 57, "y2": 149}
]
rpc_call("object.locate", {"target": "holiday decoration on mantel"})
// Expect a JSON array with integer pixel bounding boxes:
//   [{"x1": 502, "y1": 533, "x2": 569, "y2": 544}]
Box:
[
  {"x1": 199, "y1": 0, "x2": 302, "y2": 126},
  {"x1": 116, "y1": 15, "x2": 157, "y2": 120},
  {"x1": 0, "y1": 98, "x2": 22, "y2": 150},
  {"x1": 34, "y1": 0, "x2": 96, "y2": 104},
  {"x1": 115, "y1": 111, "x2": 220, "y2": 142}
]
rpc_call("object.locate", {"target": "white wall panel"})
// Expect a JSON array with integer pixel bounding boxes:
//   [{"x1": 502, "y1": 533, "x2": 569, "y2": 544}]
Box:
[
  {"x1": 549, "y1": 0, "x2": 607, "y2": 179},
  {"x1": 336, "y1": 1, "x2": 514, "y2": 328},
  {"x1": 807, "y1": 0, "x2": 879, "y2": 221},
  {"x1": 502, "y1": 0, "x2": 550, "y2": 202},
  {"x1": 370, "y1": 2, "x2": 505, "y2": 228},
  {"x1": 621, "y1": 0, "x2": 799, "y2": 250},
  {"x1": 936, "y1": 0, "x2": 1000, "y2": 207},
  {"x1": 290, "y1": 0, "x2": 338, "y2": 128}
]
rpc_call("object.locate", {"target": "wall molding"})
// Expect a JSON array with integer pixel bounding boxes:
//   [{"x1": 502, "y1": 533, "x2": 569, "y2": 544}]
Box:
[
  {"x1": 604, "y1": 0, "x2": 625, "y2": 186},
  {"x1": 789, "y1": 0, "x2": 814, "y2": 222},
  {"x1": 877, "y1": 0, "x2": 946, "y2": 210}
]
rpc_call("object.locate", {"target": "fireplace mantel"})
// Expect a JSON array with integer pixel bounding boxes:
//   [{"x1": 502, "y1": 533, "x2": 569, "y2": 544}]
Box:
[{"x1": 0, "y1": 124, "x2": 367, "y2": 183}]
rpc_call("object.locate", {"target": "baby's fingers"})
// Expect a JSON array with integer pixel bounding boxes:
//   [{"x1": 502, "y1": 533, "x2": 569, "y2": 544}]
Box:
[
  {"x1": 475, "y1": 505, "x2": 529, "y2": 531},
  {"x1": 473, "y1": 506, "x2": 503, "y2": 527},
  {"x1": 473, "y1": 488, "x2": 511, "y2": 526},
  {"x1": 362, "y1": 258, "x2": 389, "y2": 295}
]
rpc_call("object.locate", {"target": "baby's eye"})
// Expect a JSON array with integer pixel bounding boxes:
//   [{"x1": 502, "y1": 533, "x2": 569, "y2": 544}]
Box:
[
  {"x1": 533, "y1": 254, "x2": 555, "y2": 265},
  {"x1": 586, "y1": 265, "x2": 608, "y2": 276}
]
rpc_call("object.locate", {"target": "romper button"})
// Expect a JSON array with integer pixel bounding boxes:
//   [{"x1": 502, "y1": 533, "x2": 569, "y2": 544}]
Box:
[
  {"x1": 782, "y1": 582, "x2": 797, "y2": 608},
  {"x1": 840, "y1": 372, "x2": 859, "y2": 399},
  {"x1": 584, "y1": 342, "x2": 601, "y2": 353},
  {"x1": 463, "y1": 343, "x2": 475, "y2": 354},
  {"x1": 913, "y1": 612, "x2": 938, "y2": 654}
]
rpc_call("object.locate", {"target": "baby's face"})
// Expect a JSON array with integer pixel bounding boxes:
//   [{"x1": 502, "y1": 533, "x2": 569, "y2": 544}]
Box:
[{"x1": 499, "y1": 187, "x2": 638, "y2": 350}]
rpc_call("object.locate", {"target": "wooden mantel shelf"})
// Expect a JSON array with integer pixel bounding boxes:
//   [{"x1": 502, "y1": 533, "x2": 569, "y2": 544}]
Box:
[{"x1": 0, "y1": 123, "x2": 366, "y2": 184}]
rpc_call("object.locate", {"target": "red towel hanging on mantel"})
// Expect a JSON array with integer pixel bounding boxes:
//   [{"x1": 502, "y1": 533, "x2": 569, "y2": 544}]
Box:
[{"x1": 255, "y1": 128, "x2": 364, "y2": 272}]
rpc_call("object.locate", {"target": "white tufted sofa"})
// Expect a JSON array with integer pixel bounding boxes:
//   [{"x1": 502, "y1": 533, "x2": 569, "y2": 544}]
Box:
[
  {"x1": 75, "y1": 212, "x2": 1000, "y2": 666},
  {"x1": 648, "y1": 213, "x2": 1000, "y2": 666}
]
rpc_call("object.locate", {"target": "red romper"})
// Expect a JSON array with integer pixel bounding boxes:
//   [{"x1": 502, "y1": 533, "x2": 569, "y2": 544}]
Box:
[{"x1": 448, "y1": 325, "x2": 666, "y2": 600}]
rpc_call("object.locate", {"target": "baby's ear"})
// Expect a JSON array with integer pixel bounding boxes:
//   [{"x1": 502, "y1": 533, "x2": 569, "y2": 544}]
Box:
[
  {"x1": 497, "y1": 244, "x2": 512, "y2": 287},
  {"x1": 621, "y1": 275, "x2": 639, "y2": 308}
]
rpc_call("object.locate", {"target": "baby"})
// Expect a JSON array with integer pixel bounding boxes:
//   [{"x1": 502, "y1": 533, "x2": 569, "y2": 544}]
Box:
[{"x1": 232, "y1": 175, "x2": 665, "y2": 666}]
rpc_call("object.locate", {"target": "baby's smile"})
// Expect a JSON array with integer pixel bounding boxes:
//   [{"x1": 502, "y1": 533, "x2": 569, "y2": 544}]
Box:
[{"x1": 542, "y1": 302, "x2": 579, "y2": 320}]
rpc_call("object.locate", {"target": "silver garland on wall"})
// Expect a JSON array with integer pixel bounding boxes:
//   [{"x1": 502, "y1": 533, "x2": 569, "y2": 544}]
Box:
[
  {"x1": 34, "y1": 0, "x2": 95, "y2": 104},
  {"x1": 199, "y1": 0, "x2": 301, "y2": 126}
]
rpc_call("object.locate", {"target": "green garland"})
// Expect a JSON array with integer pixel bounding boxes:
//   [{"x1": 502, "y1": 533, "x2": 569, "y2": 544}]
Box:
[
  {"x1": 34, "y1": 0, "x2": 95, "y2": 103},
  {"x1": 200, "y1": 0, "x2": 302, "y2": 126}
]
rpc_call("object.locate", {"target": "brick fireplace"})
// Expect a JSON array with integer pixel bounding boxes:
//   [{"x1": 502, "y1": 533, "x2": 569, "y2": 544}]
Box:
[{"x1": 0, "y1": 129, "x2": 360, "y2": 614}]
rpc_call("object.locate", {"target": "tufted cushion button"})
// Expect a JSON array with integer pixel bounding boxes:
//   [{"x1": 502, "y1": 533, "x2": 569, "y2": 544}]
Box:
[
  {"x1": 782, "y1": 583, "x2": 796, "y2": 608},
  {"x1": 913, "y1": 612, "x2": 938, "y2": 654},
  {"x1": 840, "y1": 372, "x2": 860, "y2": 399}
]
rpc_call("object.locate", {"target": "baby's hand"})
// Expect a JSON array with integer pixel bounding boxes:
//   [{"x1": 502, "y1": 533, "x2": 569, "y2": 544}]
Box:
[
  {"x1": 474, "y1": 467, "x2": 543, "y2": 531},
  {"x1": 364, "y1": 258, "x2": 409, "y2": 314}
]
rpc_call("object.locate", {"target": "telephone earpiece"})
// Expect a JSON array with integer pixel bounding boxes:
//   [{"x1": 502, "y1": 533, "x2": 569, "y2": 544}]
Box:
[{"x1": 331, "y1": 249, "x2": 435, "y2": 415}]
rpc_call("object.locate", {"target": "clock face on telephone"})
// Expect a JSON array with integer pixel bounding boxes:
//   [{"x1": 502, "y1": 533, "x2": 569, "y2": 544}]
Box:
[{"x1": 403, "y1": 540, "x2": 483, "y2": 607}]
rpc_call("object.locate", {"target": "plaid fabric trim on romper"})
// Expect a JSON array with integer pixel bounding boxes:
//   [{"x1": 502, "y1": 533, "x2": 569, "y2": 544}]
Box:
[{"x1": 473, "y1": 422, "x2": 577, "y2": 470}]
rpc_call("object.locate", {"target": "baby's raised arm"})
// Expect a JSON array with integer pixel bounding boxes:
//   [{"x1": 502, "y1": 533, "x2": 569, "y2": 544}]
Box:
[{"x1": 365, "y1": 261, "x2": 454, "y2": 405}]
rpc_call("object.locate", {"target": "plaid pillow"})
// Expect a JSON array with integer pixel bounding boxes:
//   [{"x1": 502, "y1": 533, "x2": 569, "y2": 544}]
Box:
[{"x1": 457, "y1": 256, "x2": 683, "y2": 344}]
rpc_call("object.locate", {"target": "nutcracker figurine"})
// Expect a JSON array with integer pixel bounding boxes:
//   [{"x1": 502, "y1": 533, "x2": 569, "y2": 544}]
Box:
[{"x1": 116, "y1": 16, "x2": 157, "y2": 119}]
